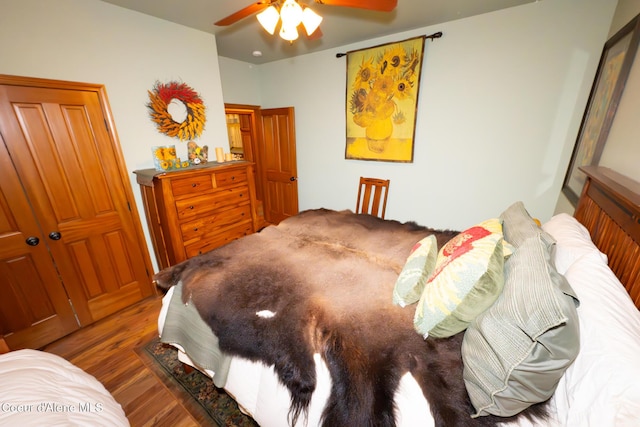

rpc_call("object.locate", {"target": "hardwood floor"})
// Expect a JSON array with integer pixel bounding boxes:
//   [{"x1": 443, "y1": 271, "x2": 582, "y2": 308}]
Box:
[{"x1": 42, "y1": 294, "x2": 210, "y2": 426}]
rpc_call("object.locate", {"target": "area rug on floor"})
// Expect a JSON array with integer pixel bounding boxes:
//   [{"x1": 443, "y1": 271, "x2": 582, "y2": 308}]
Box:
[{"x1": 142, "y1": 338, "x2": 259, "y2": 427}]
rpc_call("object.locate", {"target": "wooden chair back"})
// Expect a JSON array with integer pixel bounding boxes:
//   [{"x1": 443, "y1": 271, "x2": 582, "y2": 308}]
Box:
[{"x1": 356, "y1": 177, "x2": 390, "y2": 219}]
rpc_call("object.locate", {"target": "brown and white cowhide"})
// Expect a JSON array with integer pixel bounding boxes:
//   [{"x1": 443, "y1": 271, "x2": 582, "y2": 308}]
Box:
[{"x1": 155, "y1": 209, "x2": 549, "y2": 427}]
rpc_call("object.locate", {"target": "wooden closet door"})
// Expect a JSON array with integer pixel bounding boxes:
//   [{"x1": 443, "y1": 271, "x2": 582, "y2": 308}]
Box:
[
  {"x1": 0, "y1": 81, "x2": 153, "y2": 328},
  {"x1": 0, "y1": 135, "x2": 79, "y2": 350},
  {"x1": 260, "y1": 107, "x2": 299, "y2": 224}
]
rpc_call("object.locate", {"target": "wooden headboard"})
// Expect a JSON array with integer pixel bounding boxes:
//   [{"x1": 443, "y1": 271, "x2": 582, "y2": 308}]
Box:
[{"x1": 574, "y1": 166, "x2": 640, "y2": 309}]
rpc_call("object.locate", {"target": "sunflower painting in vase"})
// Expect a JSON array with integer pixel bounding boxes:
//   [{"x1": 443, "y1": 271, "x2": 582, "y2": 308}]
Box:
[
  {"x1": 346, "y1": 36, "x2": 425, "y2": 162},
  {"x1": 152, "y1": 145, "x2": 189, "y2": 171}
]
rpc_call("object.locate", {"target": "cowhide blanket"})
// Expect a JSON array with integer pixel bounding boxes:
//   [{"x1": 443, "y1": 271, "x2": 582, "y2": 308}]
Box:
[{"x1": 154, "y1": 208, "x2": 548, "y2": 427}]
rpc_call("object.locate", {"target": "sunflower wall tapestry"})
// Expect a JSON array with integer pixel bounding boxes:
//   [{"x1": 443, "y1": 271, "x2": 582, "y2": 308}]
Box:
[{"x1": 346, "y1": 36, "x2": 425, "y2": 162}]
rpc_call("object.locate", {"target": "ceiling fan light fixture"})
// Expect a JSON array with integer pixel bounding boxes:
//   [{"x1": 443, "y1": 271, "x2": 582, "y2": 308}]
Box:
[
  {"x1": 255, "y1": 0, "x2": 323, "y2": 42},
  {"x1": 279, "y1": 24, "x2": 299, "y2": 41},
  {"x1": 301, "y1": 7, "x2": 322, "y2": 36},
  {"x1": 280, "y1": 0, "x2": 303, "y2": 28},
  {"x1": 257, "y1": 5, "x2": 279, "y2": 35}
]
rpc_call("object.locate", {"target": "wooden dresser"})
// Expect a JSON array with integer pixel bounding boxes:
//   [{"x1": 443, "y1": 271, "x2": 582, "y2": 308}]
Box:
[{"x1": 134, "y1": 161, "x2": 258, "y2": 270}]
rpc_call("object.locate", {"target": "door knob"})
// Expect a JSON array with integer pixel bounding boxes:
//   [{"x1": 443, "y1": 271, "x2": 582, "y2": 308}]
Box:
[
  {"x1": 25, "y1": 236, "x2": 40, "y2": 246},
  {"x1": 49, "y1": 231, "x2": 62, "y2": 240},
  {"x1": 290, "y1": 176, "x2": 297, "y2": 181}
]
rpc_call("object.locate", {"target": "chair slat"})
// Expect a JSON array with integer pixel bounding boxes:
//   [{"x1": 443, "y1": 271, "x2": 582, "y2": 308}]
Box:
[{"x1": 356, "y1": 177, "x2": 390, "y2": 219}]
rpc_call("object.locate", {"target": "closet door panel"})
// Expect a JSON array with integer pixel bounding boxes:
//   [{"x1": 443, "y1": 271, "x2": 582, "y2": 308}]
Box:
[
  {"x1": 59, "y1": 103, "x2": 115, "y2": 213},
  {"x1": 0, "y1": 137, "x2": 79, "y2": 350},
  {"x1": 13, "y1": 102, "x2": 81, "y2": 221},
  {"x1": 0, "y1": 83, "x2": 153, "y2": 325}
]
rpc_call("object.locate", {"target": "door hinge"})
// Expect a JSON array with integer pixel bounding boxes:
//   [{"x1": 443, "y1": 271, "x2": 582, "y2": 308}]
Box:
[
  {"x1": 104, "y1": 119, "x2": 109, "y2": 131},
  {"x1": 127, "y1": 201, "x2": 131, "y2": 211}
]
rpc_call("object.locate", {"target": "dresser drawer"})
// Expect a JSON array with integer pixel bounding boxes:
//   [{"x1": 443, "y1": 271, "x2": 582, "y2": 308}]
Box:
[
  {"x1": 184, "y1": 222, "x2": 253, "y2": 258},
  {"x1": 134, "y1": 161, "x2": 257, "y2": 269},
  {"x1": 170, "y1": 173, "x2": 214, "y2": 197},
  {"x1": 175, "y1": 186, "x2": 250, "y2": 220},
  {"x1": 215, "y1": 169, "x2": 248, "y2": 187},
  {"x1": 180, "y1": 204, "x2": 252, "y2": 244}
]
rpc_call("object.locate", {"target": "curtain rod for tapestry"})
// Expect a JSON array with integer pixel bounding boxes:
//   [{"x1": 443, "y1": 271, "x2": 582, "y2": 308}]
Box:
[{"x1": 335, "y1": 31, "x2": 442, "y2": 58}]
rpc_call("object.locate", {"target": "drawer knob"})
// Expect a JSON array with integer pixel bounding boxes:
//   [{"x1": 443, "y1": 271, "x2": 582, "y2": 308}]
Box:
[
  {"x1": 193, "y1": 227, "x2": 198, "y2": 231},
  {"x1": 189, "y1": 205, "x2": 194, "y2": 209},
  {"x1": 192, "y1": 183, "x2": 197, "y2": 188},
  {"x1": 231, "y1": 176, "x2": 236, "y2": 180}
]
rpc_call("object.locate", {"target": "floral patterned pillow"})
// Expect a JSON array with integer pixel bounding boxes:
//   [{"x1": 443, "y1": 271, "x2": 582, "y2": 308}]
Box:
[
  {"x1": 393, "y1": 234, "x2": 438, "y2": 307},
  {"x1": 414, "y1": 218, "x2": 506, "y2": 339}
]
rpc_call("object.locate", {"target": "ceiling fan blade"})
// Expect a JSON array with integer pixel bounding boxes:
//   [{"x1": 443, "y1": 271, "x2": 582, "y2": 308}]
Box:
[
  {"x1": 214, "y1": 2, "x2": 272, "y2": 26},
  {"x1": 315, "y1": 0, "x2": 397, "y2": 12}
]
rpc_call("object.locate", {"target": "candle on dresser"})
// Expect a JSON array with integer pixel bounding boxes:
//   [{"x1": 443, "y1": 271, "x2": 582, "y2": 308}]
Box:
[
  {"x1": 225, "y1": 153, "x2": 233, "y2": 161},
  {"x1": 215, "y1": 147, "x2": 224, "y2": 162}
]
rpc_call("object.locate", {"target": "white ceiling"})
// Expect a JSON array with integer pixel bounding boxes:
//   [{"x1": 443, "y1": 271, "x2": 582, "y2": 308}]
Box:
[{"x1": 99, "y1": 0, "x2": 535, "y2": 64}]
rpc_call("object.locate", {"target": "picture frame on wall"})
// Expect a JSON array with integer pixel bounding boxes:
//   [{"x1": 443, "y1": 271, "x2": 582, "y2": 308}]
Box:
[
  {"x1": 562, "y1": 14, "x2": 640, "y2": 205},
  {"x1": 344, "y1": 36, "x2": 426, "y2": 163}
]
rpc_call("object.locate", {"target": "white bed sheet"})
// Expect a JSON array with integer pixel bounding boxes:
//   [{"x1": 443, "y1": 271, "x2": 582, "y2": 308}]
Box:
[{"x1": 0, "y1": 349, "x2": 129, "y2": 426}]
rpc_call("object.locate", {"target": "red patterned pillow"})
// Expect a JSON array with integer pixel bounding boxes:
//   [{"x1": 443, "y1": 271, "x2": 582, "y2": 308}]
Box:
[{"x1": 414, "y1": 218, "x2": 506, "y2": 338}]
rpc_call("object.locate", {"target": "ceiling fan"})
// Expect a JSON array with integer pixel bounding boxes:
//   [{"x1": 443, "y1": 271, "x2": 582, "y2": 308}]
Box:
[{"x1": 215, "y1": 0, "x2": 398, "y2": 42}]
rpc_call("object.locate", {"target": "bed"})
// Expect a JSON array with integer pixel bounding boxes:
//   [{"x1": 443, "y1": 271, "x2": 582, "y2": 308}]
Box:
[
  {"x1": 0, "y1": 349, "x2": 129, "y2": 426},
  {"x1": 156, "y1": 165, "x2": 640, "y2": 427}
]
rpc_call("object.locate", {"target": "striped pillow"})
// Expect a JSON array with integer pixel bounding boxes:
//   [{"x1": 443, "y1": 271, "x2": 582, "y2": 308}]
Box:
[{"x1": 462, "y1": 232, "x2": 580, "y2": 417}]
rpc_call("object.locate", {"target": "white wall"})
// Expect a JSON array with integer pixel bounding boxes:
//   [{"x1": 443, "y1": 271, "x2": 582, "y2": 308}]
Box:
[
  {"x1": 218, "y1": 57, "x2": 263, "y2": 106},
  {"x1": 221, "y1": 0, "x2": 616, "y2": 230},
  {"x1": 609, "y1": 0, "x2": 640, "y2": 37},
  {"x1": 0, "y1": 0, "x2": 621, "y2": 270},
  {"x1": 0, "y1": 0, "x2": 229, "y2": 272}
]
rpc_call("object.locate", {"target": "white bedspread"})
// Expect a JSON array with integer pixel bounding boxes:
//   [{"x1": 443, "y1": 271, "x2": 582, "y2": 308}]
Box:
[{"x1": 0, "y1": 349, "x2": 129, "y2": 426}]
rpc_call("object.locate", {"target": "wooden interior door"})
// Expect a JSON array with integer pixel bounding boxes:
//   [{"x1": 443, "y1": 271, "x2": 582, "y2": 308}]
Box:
[
  {"x1": 260, "y1": 107, "x2": 299, "y2": 224},
  {"x1": 0, "y1": 135, "x2": 80, "y2": 350},
  {"x1": 0, "y1": 76, "x2": 154, "y2": 347}
]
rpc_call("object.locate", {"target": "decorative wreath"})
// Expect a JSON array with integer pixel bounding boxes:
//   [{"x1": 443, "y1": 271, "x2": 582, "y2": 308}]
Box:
[{"x1": 146, "y1": 81, "x2": 206, "y2": 141}]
